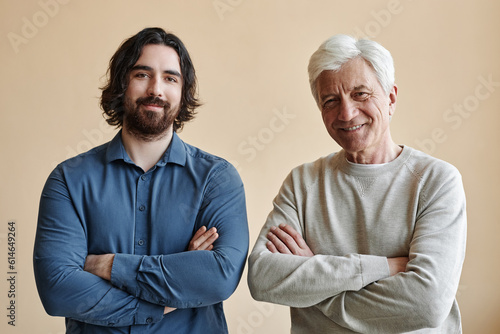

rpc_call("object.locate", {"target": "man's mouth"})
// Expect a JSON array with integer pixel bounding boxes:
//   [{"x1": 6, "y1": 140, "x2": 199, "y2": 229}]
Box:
[
  {"x1": 342, "y1": 124, "x2": 363, "y2": 131},
  {"x1": 142, "y1": 103, "x2": 165, "y2": 111},
  {"x1": 136, "y1": 96, "x2": 168, "y2": 111}
]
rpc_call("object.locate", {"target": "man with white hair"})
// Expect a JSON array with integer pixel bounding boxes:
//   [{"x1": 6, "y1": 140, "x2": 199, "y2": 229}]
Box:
[{"x1": 248, "y1": 35, "x2": 467, "y2": 333}]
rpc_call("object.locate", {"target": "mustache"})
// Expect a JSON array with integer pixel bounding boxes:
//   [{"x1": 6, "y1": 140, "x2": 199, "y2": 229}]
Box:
[{"x1": 136, "y1": 96, "x2": 170, "y2": 109}]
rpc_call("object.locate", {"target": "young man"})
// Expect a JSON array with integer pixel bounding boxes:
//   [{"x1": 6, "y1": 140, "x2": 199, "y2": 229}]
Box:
[
  {"x1": 248, "y1": 35, "x2": 467, "y2": 333},
  {"x1": 34, "y1": 27, "x2": 249, "y2": 333}
]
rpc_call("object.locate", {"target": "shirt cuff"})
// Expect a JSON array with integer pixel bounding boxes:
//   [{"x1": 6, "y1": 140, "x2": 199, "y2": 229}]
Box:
[
  {"x1": 111, "y1": 253, "x2": 143, "y2": 294},
  {"x1": 359, "y1": 254, "x2": 391, "y2": 286},
  {"x1": 133, "y1": 299, "x2": 164, "y2": 325}
]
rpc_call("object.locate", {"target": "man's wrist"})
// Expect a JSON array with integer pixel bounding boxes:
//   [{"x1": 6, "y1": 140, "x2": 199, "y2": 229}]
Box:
[
  {"x1": 84, "y1": 254, "x2": 115, "y2": 281},
  {"x1": 100, "y1": 254, "x2": 115, "y2": 281}
]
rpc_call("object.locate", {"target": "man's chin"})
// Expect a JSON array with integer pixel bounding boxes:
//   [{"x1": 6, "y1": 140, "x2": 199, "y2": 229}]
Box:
[
  {"x1": 125, "y1": 126, "x2": 173, "y2": 142},
  {"x1": 124, "y1": 114, "x2": 174, "y2": 142}
]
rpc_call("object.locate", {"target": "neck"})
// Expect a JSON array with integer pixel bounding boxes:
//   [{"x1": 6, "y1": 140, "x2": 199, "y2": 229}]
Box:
[
  {"x1": 346, "y1": 141, "x2": 402, "y2": 165},
  {"x1": 121, "y1": 126, "x2": 174, "y2": 172}
]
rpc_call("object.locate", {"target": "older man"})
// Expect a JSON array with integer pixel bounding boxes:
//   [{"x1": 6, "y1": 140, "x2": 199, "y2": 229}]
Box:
[
  {"x1": 34, "y1": 27, "x2": 248, "y2": 333},
  {"x1": 248, "y1": 35, "x2": 466, "y2": 333}
]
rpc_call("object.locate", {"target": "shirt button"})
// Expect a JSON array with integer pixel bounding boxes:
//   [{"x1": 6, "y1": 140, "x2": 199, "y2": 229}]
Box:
[
  {"x1": 141, "y1": 175, "x2": 147, "y2": 181},
  {"x1": 146, "y1": 317, "x2": 153, "y2": 324},
  {"x1": 139, "y1": 205, "x2": 146, "y2": 211},
  {"x1": 138, "y1": 240, "x2": 144, "y2": 246}
]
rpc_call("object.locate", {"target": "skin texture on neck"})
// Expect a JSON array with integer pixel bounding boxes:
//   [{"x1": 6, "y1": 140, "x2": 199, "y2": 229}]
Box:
[{"x1": 346, "y1": 141, "x2": 402, "y2": 164}]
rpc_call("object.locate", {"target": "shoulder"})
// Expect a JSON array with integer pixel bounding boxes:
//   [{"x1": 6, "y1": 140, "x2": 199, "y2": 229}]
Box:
[
  {"x1": 183, "y1": 141, "x2": 226, "y2": 164},
  {"x1": 55, "y1": 142, "x2": 109, "y2": 176},
  {"x1": 291, "y1": 152, "x2": 340, "y2": 176},
  {"x1": 401, "y1": 146, "x2": 462, "y2": 182},
  {"x1": 401, "y1": 147, "x2": 465, "y2": 206},
  {"x1": 282, "y1": 152, "x2": 341, "y2": 191},
  {"x1": 181, "y1": 141, "x2": 242, "y2": 184},
  {"x1": 43, "y1": 142, "x2": 109, "y2": 194}
]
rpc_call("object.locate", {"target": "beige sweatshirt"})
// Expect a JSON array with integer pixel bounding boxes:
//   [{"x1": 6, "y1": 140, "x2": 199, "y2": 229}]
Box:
[{"x1": 248, "y1": 146, "x2": 466, "y2": 333}]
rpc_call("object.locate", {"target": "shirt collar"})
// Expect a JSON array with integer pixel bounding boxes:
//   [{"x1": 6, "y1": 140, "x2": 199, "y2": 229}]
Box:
[
  {"x1": 106, "y1": 130, "x2": 187, "y2": 167},
  {"x1": 158, "y1": 131, "x2": 186, "y2": 167}
]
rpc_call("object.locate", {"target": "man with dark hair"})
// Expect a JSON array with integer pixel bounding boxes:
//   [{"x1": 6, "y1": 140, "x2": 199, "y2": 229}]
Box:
[{"x1": 34, "y1": 27, "x2": 249, "y2": 333}]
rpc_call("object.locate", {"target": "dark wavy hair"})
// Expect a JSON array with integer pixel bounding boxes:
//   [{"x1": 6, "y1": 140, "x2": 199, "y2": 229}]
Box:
[{"x1": 100, "y1": 27, "x2": 201, "y2": 132}]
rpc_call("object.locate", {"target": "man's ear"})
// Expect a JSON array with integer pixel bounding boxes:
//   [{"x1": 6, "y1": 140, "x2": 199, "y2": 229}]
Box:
[{"x1": 388, "y1": 85, "x2": 398, "y2": 116}]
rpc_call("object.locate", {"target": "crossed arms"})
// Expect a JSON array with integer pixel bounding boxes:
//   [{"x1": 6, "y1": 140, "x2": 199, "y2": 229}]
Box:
[
  {"x1": 266, "y1": 224, "x2": 409, "y2": 276},
  {"x1": 247, "y1": 165, "x2": 467, "y2": 333},
  {"x1": 33, "y1": 165, "x2": 248, "y2": 327},
  {"x1": 83, "y1": 226, "x2": 220, "y2": 315}
]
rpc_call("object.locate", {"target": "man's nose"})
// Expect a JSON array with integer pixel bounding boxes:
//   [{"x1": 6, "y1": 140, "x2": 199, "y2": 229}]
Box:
[
  {"x1": 338, "y1": 99, "x2": 357, "y2": 121},
  {"x1": 148, "y1": 77, "x2": 162, "y2": 97}
]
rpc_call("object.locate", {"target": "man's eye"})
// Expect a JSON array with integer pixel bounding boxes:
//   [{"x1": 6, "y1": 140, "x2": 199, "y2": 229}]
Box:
[
  {"x1": 166, "y1": 77, "x2": 177, "y2": 83},
  {"x1": 354, "y1": 92, "x2": 368, "y2": 99},
  {"x1": 135, "y1": 73, "x2": 148, "y2": 78},
  {"x1": 323, "y1": 99, "x2": 338, "y2": 108}
]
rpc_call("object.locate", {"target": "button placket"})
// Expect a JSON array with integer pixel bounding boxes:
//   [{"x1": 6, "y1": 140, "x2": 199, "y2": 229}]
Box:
[{"x1": 134, "y1": 173, "x2": 150, "y2": 254}]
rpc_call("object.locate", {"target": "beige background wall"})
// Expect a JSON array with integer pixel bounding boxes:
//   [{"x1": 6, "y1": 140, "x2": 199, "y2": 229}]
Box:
[{"x1": 1, "y1": 0, "x2": 499, "y2": 333}]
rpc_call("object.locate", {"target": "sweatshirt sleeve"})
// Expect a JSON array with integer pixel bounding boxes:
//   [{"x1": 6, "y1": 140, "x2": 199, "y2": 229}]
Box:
[
  {"x1": 314, "y1": 165, "x2": 467, "y2": 333},
  {"x1": 247, "y1": 171, "x2": 390, "y2": 307}
]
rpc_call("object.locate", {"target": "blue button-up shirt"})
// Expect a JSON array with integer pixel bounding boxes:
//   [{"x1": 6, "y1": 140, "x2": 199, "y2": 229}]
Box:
[{"x1": 34, "y1": 131, "x2": 249, "y2": 333}]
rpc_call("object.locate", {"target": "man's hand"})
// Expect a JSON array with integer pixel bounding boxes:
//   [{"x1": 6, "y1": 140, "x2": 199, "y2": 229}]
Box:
[
  {"x1": 387, "y1": 257, "x2": 409, "y2": 276},
  {"x1": 83, "y1": 254, "x2": 115, "y2": 281},
  {"x1": 164, "y1": 306, "x2": 176, "y2": 314},
  {"x1": 188, "y1": 226, "x2": 218, "y2": 251},
  {"x1": 161, "y1": 227, "x2": 217, "y2": 315},
  {"x1": 266, "y1": 224, "x2": 314, "y2": 257}
]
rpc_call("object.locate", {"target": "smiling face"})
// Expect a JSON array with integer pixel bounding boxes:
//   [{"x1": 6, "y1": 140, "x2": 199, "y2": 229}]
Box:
[
  {"x1": 316, "y1": 57, "x2": 398, "y2": 163},
  {"x1": 123, "y1": 44, "x2": 183, "y2": 141}
]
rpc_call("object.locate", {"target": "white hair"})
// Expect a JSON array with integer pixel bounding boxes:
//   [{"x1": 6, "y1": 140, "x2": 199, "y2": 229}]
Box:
[{"x1": 308, "y1": 34, "x2": 395, "y2": 104}]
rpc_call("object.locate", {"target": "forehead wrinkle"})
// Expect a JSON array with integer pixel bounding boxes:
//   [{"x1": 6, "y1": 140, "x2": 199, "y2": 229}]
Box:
[{"x1": 353, "y1": 84, "x2": 373, "y2": 92}]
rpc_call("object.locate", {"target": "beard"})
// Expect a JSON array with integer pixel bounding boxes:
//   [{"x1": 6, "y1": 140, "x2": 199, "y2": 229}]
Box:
[{"x1": 123, "y1": 95, "x2": 179, "y2": 142}]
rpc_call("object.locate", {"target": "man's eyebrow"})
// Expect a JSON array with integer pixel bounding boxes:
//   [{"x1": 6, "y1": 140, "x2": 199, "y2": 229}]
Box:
[
  {"x1": 131, "y1": 65, "x2": 152, "y2": 72},
  {"x1": 319, "y1": 93, "x2": 338, "y2": 102},
  {"x1": 130, "y1": 65, "x2": 181, "y2": 77},
  {"x1": 353, "y1": 85, "x2": 371, "y2": 91}
]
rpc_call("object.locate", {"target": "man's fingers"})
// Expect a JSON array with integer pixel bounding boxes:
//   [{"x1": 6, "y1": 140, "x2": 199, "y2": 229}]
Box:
[
  {"x1": 271, "y1": 225, "x2": 299, "y2": 252},
  {"x1": 266, "y1": 224, "x2": 314, "y2": 257},
  {"x1": 267, "y1": 227, "x2": 292, "y2": 254},
  {"x1": 164, "y1": 306, "x2": 177, "y2": 314},
  {"x1": 191, "y1": 226, "x2": 207, "y2": 240},
  {"x1": 266, "y1": 241, "x2": 278, "y2": 253},
  {"x1": 188, "y1": 226, "x2": 218, "y2": 251},
  {"x1": 279, "y1": 224, "x2": 309, "y2": 249},
  {"x1": 197, "y1": 232, "x2": 219, "y2": 250}
]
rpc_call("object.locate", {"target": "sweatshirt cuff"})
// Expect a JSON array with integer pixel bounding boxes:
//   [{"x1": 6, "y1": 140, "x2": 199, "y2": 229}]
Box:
[{"x1": 359, "y1": 254, "x2": 390, "y2": 287}]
